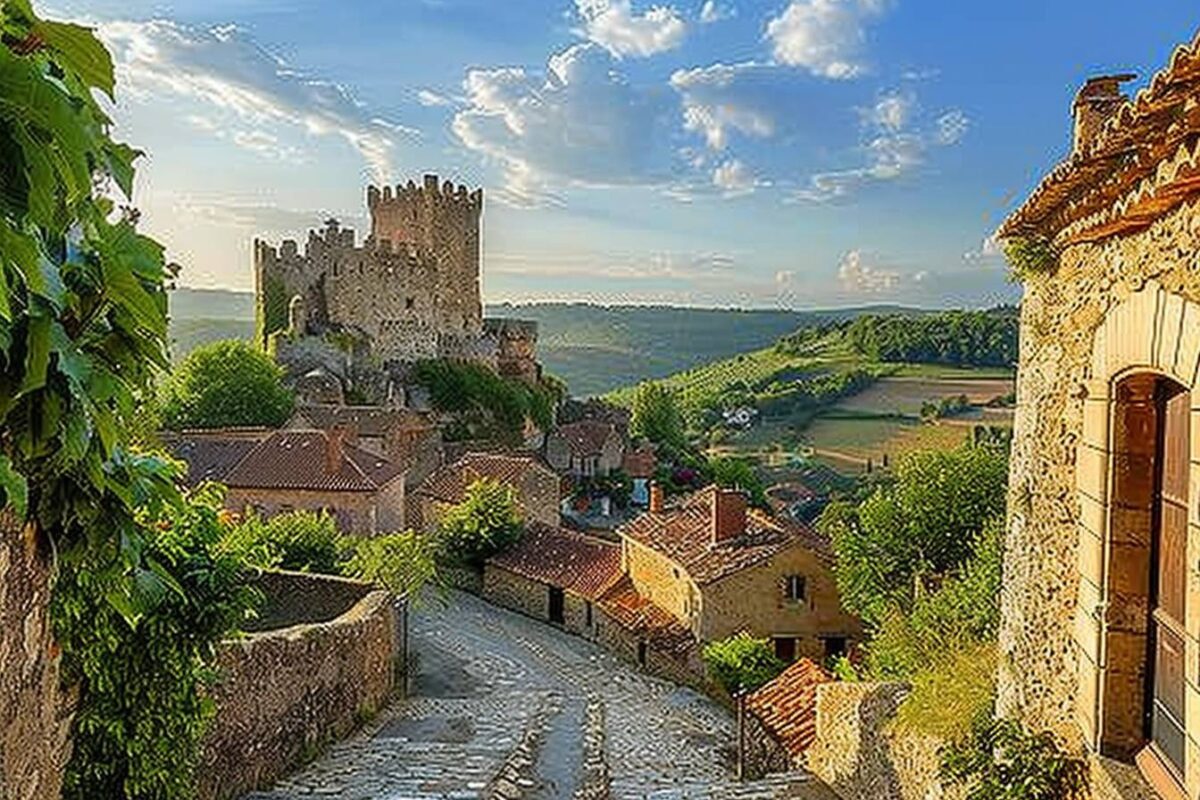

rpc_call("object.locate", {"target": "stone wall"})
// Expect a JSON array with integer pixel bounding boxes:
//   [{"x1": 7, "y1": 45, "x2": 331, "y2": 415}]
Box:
[
  {"x1": 807, "y1": 681, "x2": 963, "y2": 800},
  {"x1": 198, "y1": 571, "x2": 401, "y2": 800},
  {"x1": 0, "y1": 516, "x2": 74, "y2": 800},
  {"x1": 482, "y1": 564, "x2": 597, "y2": 638},
  {"x1": 225, "y1": 484, "x2": 396, "y2": 535},
  {"x1": 739, "y1": 700, "x2": 793, "y2": 780}
]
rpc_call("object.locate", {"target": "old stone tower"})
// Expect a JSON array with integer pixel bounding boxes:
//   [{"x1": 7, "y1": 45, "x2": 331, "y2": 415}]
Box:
[{"x1": 254, "y1": 174, "x2": 502, "y2": 364}]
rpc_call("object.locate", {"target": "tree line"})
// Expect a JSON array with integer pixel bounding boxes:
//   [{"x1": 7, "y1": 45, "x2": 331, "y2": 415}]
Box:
[{"x1": 842, "y1": 308, "x2": 1018, "y2": 368}]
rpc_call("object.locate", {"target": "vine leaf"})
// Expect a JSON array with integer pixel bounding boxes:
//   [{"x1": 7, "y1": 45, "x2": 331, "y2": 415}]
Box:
[
  {"x1": 0, "y1": 454, "x2": 27, "y2": 517},
  {"x1": 32, "y1": 19, "x2": 115, "y2": 97}
]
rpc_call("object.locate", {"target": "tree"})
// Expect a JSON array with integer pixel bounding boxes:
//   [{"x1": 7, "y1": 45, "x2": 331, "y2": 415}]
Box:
[
  {"x1": 630, "y1": 381, "x2": 687, "y2": 449},
  {"x1": 706, "y1": 455, "x2": 767, "y2": 508},
  {"x1": 438, "y1": 478, "x2": 524, "y2": 568},
  {"x1": 702, "y1": 633, "x2": 786, "y2": 695},
  {"x1": 161, "y1": 339, "x2": 295, "y2": 429},
  {"x1": 821, "y1": 445, "x2": 1008, "y2": 628}
]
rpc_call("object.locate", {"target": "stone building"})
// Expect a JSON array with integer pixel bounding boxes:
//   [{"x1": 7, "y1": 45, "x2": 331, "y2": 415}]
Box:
[
  {"x1": 618, "y1": 485, "x2": 861, "y2": 663},
  {"x1": 253, "y1": 175, "x2": 539, "y2": 393},
  {"x1": 740, "y1": 658, "x2": 832, "y2": 779},
  {"x1": 409, "y1": 451, "x2": 561, "y2": 532},
  {"x1": 164, "y1": 428, "x2": 406, "y2": 534},
  {"x1": 997, "y1": 35, "x2": 1200, "y2": 799},
  {"x1": 545, "y1": 419, "x2": 626, "y2": 478}
]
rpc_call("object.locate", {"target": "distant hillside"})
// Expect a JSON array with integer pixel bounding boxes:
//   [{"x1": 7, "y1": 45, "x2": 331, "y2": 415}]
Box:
[{"x1": 166, "y1": 287, "x2": 927, "y2": 393}]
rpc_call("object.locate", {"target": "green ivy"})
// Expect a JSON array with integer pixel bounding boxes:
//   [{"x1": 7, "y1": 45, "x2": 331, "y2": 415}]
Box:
[
  {"x1": 413, "y1": 358, "x2": 554, "y2": 444},
  {"x1": 1003, "y1": 236, "x2": 1058, "y2": 282},
  {"x1": 941, "y1": 710, "x2": 1088, "y2": 800}
]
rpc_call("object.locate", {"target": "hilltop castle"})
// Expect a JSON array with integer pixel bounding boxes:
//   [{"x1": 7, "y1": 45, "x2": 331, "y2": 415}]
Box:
[{"x1": 253, "y1": 175, "x2": 539, "y2": 393}]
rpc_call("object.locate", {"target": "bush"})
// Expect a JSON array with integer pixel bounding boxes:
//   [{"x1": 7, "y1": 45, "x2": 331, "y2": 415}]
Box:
[
  {"x1": 706, "y1": 455, "x2": 767, "y2": 508},
  {"x1": 226, "y1": 509, "x2": 343, "y2": 573},
  {"x1": 941, "y1": 711, "x2": 1088, "y2": 800},
  {"x1": 413, "y1": 359, "x2": 554, "y2": 443},
  {"x1": 630, "y1": 381, "x2": 687, "y2": 449},
  {"x1": 54, "y1": 484, "x2": 261, "y2": 798},
  {"x1": 892, "y1": 643, "x2": 998, "y2": 742},
  {"x1": 343, "y1": 530, "x2": 442, "y2": 602},
  {"x1": 438, "y1": 478, "x2": 524, "y2": 568},
  {"x1": 162, "y1": 340, "x2": 295, "y2": 430},
  {"x1": 702, "y1": 633, "x2": 786, "y2": 695}
]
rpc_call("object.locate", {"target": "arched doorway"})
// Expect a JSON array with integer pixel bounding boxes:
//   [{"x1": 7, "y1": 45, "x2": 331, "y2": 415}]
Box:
[{"x1": 1103, "y1": 373, "x2": 1189, "y2": 792}]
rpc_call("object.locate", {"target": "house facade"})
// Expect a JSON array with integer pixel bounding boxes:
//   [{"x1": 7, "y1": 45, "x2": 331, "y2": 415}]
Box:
[
  {"x1": 164, "y1": 428, "x2": 406, "y2": 534},
  {"x1": 410, "y1": 451, "x2": 561, "y2": 532},
  {"x1": 998, "y1": 38, "x2": 1200, "y2": 799},
  {"x1": 545, "y1": 419, "x2": 625, "y2": 478}
]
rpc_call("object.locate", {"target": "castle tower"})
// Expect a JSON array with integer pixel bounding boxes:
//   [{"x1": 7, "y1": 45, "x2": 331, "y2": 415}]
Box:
[{"x1": 366, "y1": 174, "x2": 484, "y2": 341}]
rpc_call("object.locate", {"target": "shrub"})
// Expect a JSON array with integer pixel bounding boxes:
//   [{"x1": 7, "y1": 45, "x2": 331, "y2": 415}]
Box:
[
  {"x1": 413, "y1": 359, "x2": 554, "y2": 443},
  {"x1": 342, "y1": 530, "x2": 442, "y2": 602},
  {"x1": 630, "y1": 381, "x2": 687, "y2": 449},
  {"x1": 702, "y1": 633, "x2": 786, "y2": 695},
  {"x1": 941, "y1": 711, "x2": 1088, "y2": 800},
  {"x1": 438, "y1": 478, "x2": 524, "y2": 568},
  {"x1": 892, "y1": 643, "x2": 998, "y2": 743},
  {"x1": 226, "y1": 509, "x2": 343, "y2": 573},
  {"x1": 161, "y1": 340, "x2": 295, "y2": 430}
]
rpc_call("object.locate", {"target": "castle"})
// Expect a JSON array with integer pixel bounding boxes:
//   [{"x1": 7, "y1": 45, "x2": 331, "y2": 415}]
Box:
[{"x1": 253, "y1": 175, "x2": 539, "y2": 388}]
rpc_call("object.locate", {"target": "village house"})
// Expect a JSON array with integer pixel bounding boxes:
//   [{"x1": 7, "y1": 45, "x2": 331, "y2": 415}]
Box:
[
  {"x1": 409, "y1": 451, "x2": 561, "y2": 532},
  {"x1": 287, "y1": 403, "x2": 443, "y2": 489},
  {"x1": 545, "y1": 418, "x2": 625, "y2": 478},
  {"x1": 738, "y1": 658, "x2": 833, "y2": 779},
  {"x1": 997, "y1": 34, "x2": 1200, "y2": 800},
  {"x1": 164, "y1": 428, "x2": 406, "y2": 534}
]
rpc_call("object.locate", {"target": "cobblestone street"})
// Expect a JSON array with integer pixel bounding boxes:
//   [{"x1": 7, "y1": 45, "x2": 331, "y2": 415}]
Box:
[{"x1": 244, "y1": 591, "x2": 834, "y2": 799}]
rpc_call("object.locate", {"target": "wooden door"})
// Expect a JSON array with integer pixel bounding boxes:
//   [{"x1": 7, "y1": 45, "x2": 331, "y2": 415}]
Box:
[
  {"x1": 548, "y1": 586, "x2": 565, "y2": 625},
  {"x1": 1147, "y1": 382, "x2": 1189, "y2": 780}
]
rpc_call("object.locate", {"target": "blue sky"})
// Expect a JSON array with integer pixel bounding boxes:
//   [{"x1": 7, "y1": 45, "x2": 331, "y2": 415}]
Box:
[{"x1": 46, "y1": 0, "x2": 1200, "y2": 307}]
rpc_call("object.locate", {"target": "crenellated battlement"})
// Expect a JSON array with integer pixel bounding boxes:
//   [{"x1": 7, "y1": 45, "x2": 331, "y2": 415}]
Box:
[{"x1": 366, "y1": 174, "x2": 483, "y2": 214}]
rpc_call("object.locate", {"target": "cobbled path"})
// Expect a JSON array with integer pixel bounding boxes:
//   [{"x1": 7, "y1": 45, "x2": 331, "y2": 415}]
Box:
[{"x1": 244, "y1": 591, "x2": 835, "y2": 800}]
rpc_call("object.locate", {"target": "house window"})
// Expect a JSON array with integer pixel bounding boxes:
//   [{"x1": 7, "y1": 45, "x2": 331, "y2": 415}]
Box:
[
  {"x1": 785, "y1": 575, "x2": 807, "y2": 602},
  {"x1": 823, "y1": 636, "x2": 848, "y2": 659},
  {"x1": 584, "y1": 600, "x2": 593, "y2": 629},
  {"x1": 637, "y1": 640, "x2": 648, "y2": 666},
  {"x1": 774, "y1": 636, "x2": 797, "y2": 663}
]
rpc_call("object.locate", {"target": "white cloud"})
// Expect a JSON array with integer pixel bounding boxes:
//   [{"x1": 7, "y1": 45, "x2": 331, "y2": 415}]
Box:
[
  {"x1": 867, "y1": 91, "x2": 913, "y2": 132},
  {"x1": 765, "y1": 0, "x2": 889, "y2": 79},
  {"x1": 452, "y1": 43, "x2": 673, "y2": 205},
  {"x1": 670, "y1": 62, "x2": 781, "y2": 150},
  {"x1": 934, "y1": 109, "x2": 970, "y2": 145},
  {"x1": 489, "y1": 249, "x2": 734, "y2": 280},
  {"x1": 699, "y1": 1, "x2": 735, "y2": 23},
  {"x1": 171, "y1": 197, "x2": 365, "y2": 232},
  {"x1": 837, "y1": 249, "x2": 901, "y2": 293},
  {"x1": 231, "y1": 129, "x2": 305, "y2": 162},
  {"x1": 417, "y1": 89, "x2": 455, "y2": 107},
  {"x1": 712, "y1": 158, "x2": 758, "y2": 196},
  {"x1": 575, "y1": 0, "x2": 687, "y2": 58},
  {"x1": 99, "y1": 20, "x2": 415, "y2": 179}
]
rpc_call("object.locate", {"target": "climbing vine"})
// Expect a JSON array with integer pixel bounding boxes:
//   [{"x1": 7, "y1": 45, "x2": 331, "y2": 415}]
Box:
[
  {"x1": 1003, "y1": 235, "x2": 1059, "y2": 281},
  {"x1": 257, "y1": 271, "x2": 289, "y2": 348},
  {"x1": 1, "y1": 3, "x2": 257, "y2": 796}
]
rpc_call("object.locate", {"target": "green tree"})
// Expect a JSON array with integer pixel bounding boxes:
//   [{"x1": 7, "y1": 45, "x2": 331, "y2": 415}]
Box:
[
  {"x1": 706, "y1": 455, "x2": 767, "y2": 508},
  {"x1": 702, "y1": 633, "x2": 786, "y2": 695},
  {"x1": 225, "y1": 508, "x2": 343, "y2": 573},
  {"x1": 161, "y1": 339, "x2": 295, "y2": 429},
  {"x1": 630, "y1": 381, "x2": 687, "y2": 449},
  {"x1": 821, "y1": 445, "x2": 1008, "y2": 627},
  {"x1": 438, "y1": 477, "x2": 524, "y2": 568}
]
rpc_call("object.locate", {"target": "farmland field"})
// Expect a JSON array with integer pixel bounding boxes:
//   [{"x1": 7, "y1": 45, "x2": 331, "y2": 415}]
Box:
[{"x1": 835, "y1": 376, "x2": 1015, "y2": 417}]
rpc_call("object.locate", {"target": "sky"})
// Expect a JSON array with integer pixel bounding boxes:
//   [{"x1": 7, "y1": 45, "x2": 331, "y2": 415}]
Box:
[{"x1": 42, "y1": 0, "x2": 1200, "y2": 308}]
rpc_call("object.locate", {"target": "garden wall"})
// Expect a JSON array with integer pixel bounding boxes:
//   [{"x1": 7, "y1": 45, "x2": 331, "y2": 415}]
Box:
[
  {"x1": 807, "y1": 681, "x2": 964, "y2": 800},
  {"x1": 0, "y1": 515, "x2": 74, "y2": 800},
  {"x1": 197, "y1": 570, "x2": 402, "y2": 800}
]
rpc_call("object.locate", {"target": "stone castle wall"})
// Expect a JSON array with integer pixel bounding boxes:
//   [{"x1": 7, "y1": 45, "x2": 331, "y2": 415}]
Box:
[
  {"x1": 998, "y1": 196, "x2": 1200, "y2": 759},
  {"x1": 198, "y1": 571, "x2": 400, "y2": 800}
]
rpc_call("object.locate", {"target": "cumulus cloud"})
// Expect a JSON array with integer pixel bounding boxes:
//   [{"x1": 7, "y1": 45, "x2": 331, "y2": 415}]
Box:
[
  {"x1": 712, "y1": 158, "x2": 759, "y2": 196},
  {"x1": 670, "y1": 62, "x2": 796, "y2": 151},
  {"x1": 452, "y1": 43, "x2": 673, "y2": 205},
  {"x1": 866, "y1": 90, "x2": 913, "y2": 132},
  {"x1": 934, "y1": 109, "x2": 970, "y2": 145},
  {"x1": 574, "y1": 0, "x2": 687, "y2": 58},
  {"x1": 417, "y1": 89, "x2": 455, "y2": 107},
  {"x1": 765, "y1": 0, "x2": 890, "y2": 79},
  {"x1": 99, "y1": 20, "x2": 414, "y2": 179},
  {"x1": 699, "y1": 0, "x2": 735, "y2": 23},
  {"x1": 837, "y1": 249, "x2": 901, "y2": 293}
]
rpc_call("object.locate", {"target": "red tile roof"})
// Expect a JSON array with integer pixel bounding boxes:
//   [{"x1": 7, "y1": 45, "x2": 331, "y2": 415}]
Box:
[
  {"x1": 290, "y1": 404, "x2": 434, "y2": 437},
  {"x1": 622, "y1": 445, "x2": 657, "y2": 479},
  {"x1": 745, "y1": 658, "x2": 832, "y2": 758},
  {"x1": 163, "y1": 432, "x2": 266, "y2": 488},
  {"x1": 596, "y1": 577, "x2": 695, "y2": 656},
  {"x1": 223, "y1": 430, "x2": 403, "y2": 492},
  {"x1": 488, "y1": 523, "x2": 623, "y2": 601},
  {"x1": 554, "y1": 420, "x2": 619, "y2": 458},
  {"x1": 617, "y1": 485, "x2": 832, "y2": 585},
  {"x1": 416, "y1": 452, "x2": 556, "y2": 504}
]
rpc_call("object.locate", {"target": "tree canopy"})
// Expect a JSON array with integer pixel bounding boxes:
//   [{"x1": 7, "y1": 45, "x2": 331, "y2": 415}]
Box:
[
  {"x1": 702, "y1": 633, "x2": 785, "y2": 695},
  {"x1": 629, "y1": 381, "x2": 687, "y2": 449},
  {"x1": 161, "y1": 339, "x2": 295, "y2": 430},
  {"x1": 438, "y1": 477, "x2": 525, "y2": 568},
  {"x1": 843, "y1": 309, "x2": 1018, "y2": 368}
]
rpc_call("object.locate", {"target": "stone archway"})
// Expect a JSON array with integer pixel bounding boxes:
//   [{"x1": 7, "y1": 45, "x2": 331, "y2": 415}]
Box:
[{"x1": 1073, "y1": 281, "x2": 1200, "y2": 791}]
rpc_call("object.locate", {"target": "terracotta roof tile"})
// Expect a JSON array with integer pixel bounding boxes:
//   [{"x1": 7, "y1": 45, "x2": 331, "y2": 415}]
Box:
[
  {"x1": 596, "y1": 577, "x2": 695, "y2": 655},
  {"x1": 617, "y1": 486, "x2": 832, "y2": 585},
  {"x1": 222, "y1": 430, "x2": 404, "y2": 492},
  {"x1": 745, "y1": 658, "x2": 832, "y2": 758},
  {"x1": 417, "y1": 452, "x2": 556, "y2": 504},
  {"x1": 291, "y1": 404, "x2": 434, "y2": 437},
  {"x1": 488, "y1": 523, "x2": 623, "y2": 601},
  {"x1": 162, "y1": 432, "x2": 266, "y2": 488},
  {"x1": 999, "y1": 30, "x2": 1200, "y2": 244},
  {"x1": 554, "y1": 420, "x2": 619, "y2": 458}
]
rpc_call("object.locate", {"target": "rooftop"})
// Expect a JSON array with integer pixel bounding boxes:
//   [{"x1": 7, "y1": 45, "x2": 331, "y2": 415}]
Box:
[
  {"x1": 999, "y1": 31, "x2": 1200, "y2": 244},
  {"x1": 488, "y1": 523, "x2": 623, "y2": 602},
  {"x1": 596, "y1": 577, "x2": 694, "y2": 656},
  {"x1": 617, "y1": 485, "x2": 832, "y2": 585},
  {"x1": 745, "y1": 658, "x2": 832, "y2": 758},
  {"x1": 416, "y1": 451, "x2": 556, "y2": 504},
  {"x1": 290, "y1": 404, "x2": 434, "y2": 438},
  {"x1": 554, "y1": 419, "x2": 619, "y2": 459}
]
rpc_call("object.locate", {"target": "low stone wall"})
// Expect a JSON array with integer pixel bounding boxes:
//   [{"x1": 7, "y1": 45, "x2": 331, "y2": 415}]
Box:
[
  {"x1": 739, "y1": 700, "x2": 792, "y2": 780},
  {"x1": 0, "y1": 516, "x2": 74, "y2": 800},
  {"x1": 198, "y1": 571, "x2": 401, "y2": 800},
  {"x1": 807, "y1": 681, "x2": 964, "y2": 800}
]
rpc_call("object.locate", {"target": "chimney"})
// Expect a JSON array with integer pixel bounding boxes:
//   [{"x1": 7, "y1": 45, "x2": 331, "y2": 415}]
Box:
[
  {"x1": 325, "y1": 428, "x2": 347, "y2": 475},
  {"x1": 711, "y1": 488, "x2": 748, "y2": 545},
  {"x1": 1072, "y1": 74, "x2": 1135, "y2": 156},
  {"x1": 649, "y1": 482, "x2": 664, "y2": 513}
]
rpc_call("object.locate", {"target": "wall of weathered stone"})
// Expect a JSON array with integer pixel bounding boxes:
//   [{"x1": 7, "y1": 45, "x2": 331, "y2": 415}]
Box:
[
  {"x1": 807, "y1": 681, "x2": 963, "y2": 800},
  {"x1": 739, "y1": 701, "x2": 793, "y2": 780},
  {"x1": 482, "y1": 564, "x2": 597, "y2": 638},
  {"x1": 999, "y1": 195, "x2": 1200, "y2": 761},
  {"x1": 0, "y1": 516, "x2": 74, "y2": 800},
  {"x1": 197, "y1": 572, "x2": 400, "y2": 800}
]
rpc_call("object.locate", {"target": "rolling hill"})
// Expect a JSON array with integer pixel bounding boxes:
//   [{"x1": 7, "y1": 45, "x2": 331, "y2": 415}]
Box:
[{"x1": 167, "y1": 287, "x2": 923, "y2": 395}]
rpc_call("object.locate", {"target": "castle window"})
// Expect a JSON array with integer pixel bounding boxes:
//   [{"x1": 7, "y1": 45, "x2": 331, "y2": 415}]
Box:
[
  {"x1": 406, "y1": 297, "x2": 415, "y2": 310},
  {"x1": 785, "y1": 574, "x2": 807, "y2": 602}
]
